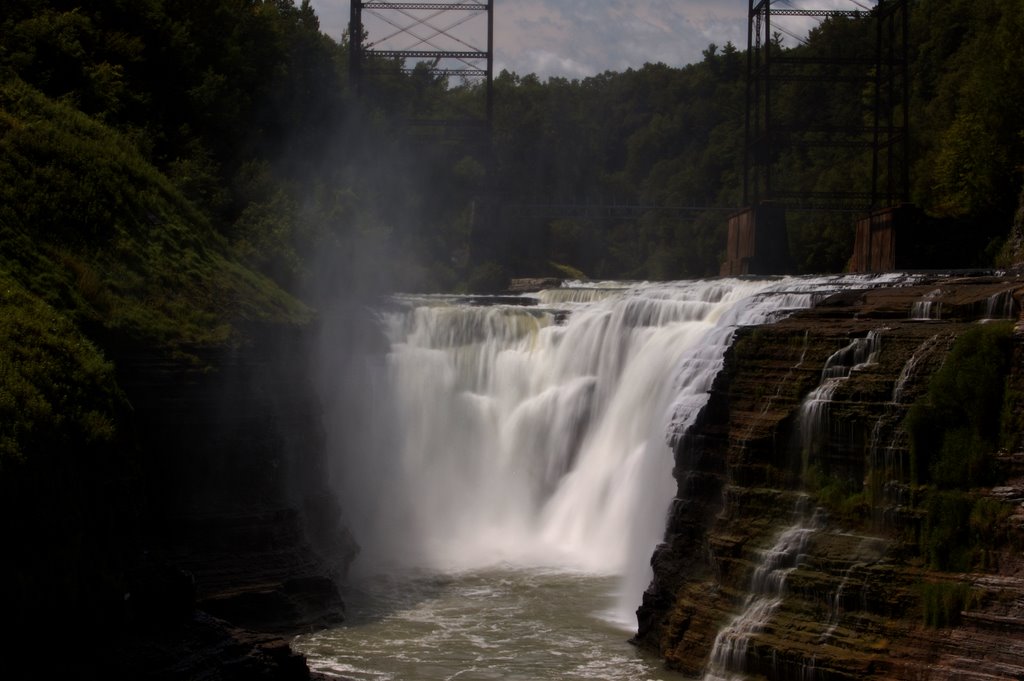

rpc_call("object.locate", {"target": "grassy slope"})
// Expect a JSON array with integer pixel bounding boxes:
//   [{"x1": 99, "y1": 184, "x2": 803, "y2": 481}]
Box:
[
  {"x1": 0, "y1": 74, "x2": 311, "y2": 479},
  {"x1": 0, "y1": 76, "x2": 311, "y2": 350}
]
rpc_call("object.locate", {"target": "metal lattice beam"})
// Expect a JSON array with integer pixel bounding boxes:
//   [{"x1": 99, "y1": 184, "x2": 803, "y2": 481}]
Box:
[
  {"x1": 366, "y1": 50, "x2": 487, "y2": 60},
  {"x1": 361, "y1": 3, "x2": 487, "y2": 10},
  {"x1": 349, "y1": 0, "x2": 494, "y2": 128}
]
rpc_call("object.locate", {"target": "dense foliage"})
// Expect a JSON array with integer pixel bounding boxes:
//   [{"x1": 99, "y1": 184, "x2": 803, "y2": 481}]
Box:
[
  {"x1": 905, "y1": 322, "x2": 1016, "y2": 572},
  {"x1": 4, "y1": 1, "x2": 1023, "y2": 295},
  {"x1": 485, "y1": 0, "x2": 1024, "y2": 278}
]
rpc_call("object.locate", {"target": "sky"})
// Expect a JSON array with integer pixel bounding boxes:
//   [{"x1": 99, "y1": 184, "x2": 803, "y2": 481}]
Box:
[
  {"x1": 308, "y1": 1, "x2": 745, "y2": 80},
  {"x1": 308, "y1": 1, "x2": 871, "y2": 81}
]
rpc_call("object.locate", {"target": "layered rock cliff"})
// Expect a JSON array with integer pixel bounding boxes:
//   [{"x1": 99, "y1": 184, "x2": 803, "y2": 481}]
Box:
[
  {"x1": 636, "y1": 274, "x2": 1024, "y2": 680},
  {"x1": 4, "y1": 321, "x2": 357, "y2": 679},
  {"x1": 106, "y1": 322, "x2": 358, "y2": 678}
]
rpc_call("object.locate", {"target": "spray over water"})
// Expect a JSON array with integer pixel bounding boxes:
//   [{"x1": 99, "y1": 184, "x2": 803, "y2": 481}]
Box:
[{"x1": 324, "y1": 275, "x2": 912, "y2": 627}]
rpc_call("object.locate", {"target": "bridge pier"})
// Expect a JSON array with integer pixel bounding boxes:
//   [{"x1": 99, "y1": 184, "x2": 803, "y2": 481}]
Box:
[
  {"x1": 849, "y1": 204, "x2": 917, "y2": 272},
  {"x1": 720, "y1": 203, "x2": 792, "y2": 276}
]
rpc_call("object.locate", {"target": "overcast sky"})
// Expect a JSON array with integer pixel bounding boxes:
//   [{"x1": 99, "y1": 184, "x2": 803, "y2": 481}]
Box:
[
  {"x1": 308, "y1": 1, "x2": 871, "y2": 80},
  {"x1": 308, "y1": 1, "x2": 748, "y2": 80}
]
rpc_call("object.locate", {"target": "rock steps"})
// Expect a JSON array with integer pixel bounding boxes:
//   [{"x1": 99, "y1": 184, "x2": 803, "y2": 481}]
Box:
[{"x1": 636, "y1": 275, "x2": 1024, "y2": 680}]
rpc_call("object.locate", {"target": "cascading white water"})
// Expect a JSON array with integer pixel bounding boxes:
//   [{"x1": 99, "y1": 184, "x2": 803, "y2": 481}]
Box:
[
  {"x1": 799, "y1": 330, "x2": 883, "y2": 472},
  {"x1": 301, "y1": 274, "x2": 938, "y2": 681},
  {"x1": 321, "y1": 270, "x2": 921, "y2": 639},
  {"x1": 892, "y1": 334, "x2": 942, "y2": 404},
  {"x1": 910, "y1": 289, "x2": 943, "y2": 320},
  {"x1": 703, "y1": 499, "x2": 820, "y2": 681},
  {"x1": 863, "y1": 333, "x2": 947, "y2": 500},
  {"x1": 327, "y1": 275, "x2": 914, "y2": 627},
  {"x1": 702, "y1": 322, "x2": 899, "y2": 681},
  {"x1": 985, "y1": 289, "x2": 1017, "y2": 320}
]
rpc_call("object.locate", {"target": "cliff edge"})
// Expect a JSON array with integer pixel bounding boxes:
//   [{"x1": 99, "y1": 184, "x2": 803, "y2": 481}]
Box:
[{"x1": 636, "y1": 274, "x2": 1024, "y2": 680}]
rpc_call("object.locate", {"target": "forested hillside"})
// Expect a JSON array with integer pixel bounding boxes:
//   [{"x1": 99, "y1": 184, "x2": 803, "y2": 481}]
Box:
[
  {"x1": 3, "y1": 1, "x2": 1021, "y2": 297},
  {"x1": 487, "y1": 0, "x2": 1024, "y2": 278}
]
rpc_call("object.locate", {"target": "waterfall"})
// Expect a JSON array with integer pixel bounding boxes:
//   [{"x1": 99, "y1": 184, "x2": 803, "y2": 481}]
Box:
[
  {"x1": 703, "y1": 499, "x2": 820, "y2": 681},
  {"x1": 861, "y1": 333, "x2": 950, "y2": 516},
  {"x1": 819, "y1": 560, "x2": 863, "y2": 643},
  {"x1": 910, "y1": 289, "x2": 943, "y2": 320},
  {"x1": 985, "y1": 289, "x2": 1018, "y2": 320},
  {"x1": 892, "y1": 334, "x2": 941, "y2": 404},
  {"x1": 799, "y1": 331, "x2": 883, "y2": 473},
  {"x1": 702, "y1": 326, "x2": 891, "y2": 679},
  {"x1": 324, "y1": 274, "x2": 916, "y2": 627}
]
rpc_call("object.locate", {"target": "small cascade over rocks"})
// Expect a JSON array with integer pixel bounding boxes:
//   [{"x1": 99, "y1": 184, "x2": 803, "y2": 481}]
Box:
[
  {"x1": 799, "y1": 330, "x2": 883, "y2": 469},
  {"x1": 703, "y1": 498, "x2": 821, "y2": 681},
  {"x1": 702, "y1": 328, "x2": 887, "y2": 681},
  {"x1": 864, "y1": 332, "x2": 956, "y2": 519},
  {"x1": 891, "y1": 333, "x2": 942, "y2": 404},
  {"x1": 910, "y1": 289, "x2": 943, "y2": 320},
  {"x1": 331, "y1": 274, "x2": 918, "y2": 625},
  {"x1": 984, "y1": 288, "x2": 1018, "y2": 320}
]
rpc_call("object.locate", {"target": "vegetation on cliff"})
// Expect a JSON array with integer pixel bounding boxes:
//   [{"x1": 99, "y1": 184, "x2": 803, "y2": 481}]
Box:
[
  {"x1": 906, "y1": 322, "x2": 1019, "y2": 572},
  {"x1": 0, "y1": 266, "x2": 137, "y2": 636},
  {"x1": 798, "y1": 318, "x2": 1021, "y2": 576},
  {"x1": 0, "y1": 78, "x2": 311, "y2": 350},
  {"x1": 1, "y1": 1, "x2": 329, "y2": 654},
  {"x1": 907, "y1": 322, "x2": 1013, "y2": 490}
]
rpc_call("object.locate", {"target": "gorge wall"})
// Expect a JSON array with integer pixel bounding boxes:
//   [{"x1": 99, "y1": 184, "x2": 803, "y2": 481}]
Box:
[
  {"x1": 119, "y1": 321, "x2": 356, "y2": 624},
  {"x1": 635, "y1": 275, "x2": 1024, "y2": 680},
  {"x1": 112, "y1": 321, "x2": 359, "y2": 678},
  {"x1": 4, "y1": 321, "x2": 358, "y2": 679}
]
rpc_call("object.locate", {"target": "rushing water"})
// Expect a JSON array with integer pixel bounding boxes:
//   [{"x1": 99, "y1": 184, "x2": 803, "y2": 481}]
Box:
[
  {"x1": 306, "y1": 275, "x2": 917, "y2": 680},
  {"x1": 703, "y1": 500, "x2": 820, "y2": 681},
  {"x1": 295, "y1": 568, "x2": 688, "y2": 681}
]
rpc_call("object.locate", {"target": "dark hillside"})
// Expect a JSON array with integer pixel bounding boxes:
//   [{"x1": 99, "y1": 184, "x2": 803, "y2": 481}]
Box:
[{"x1": 0, "y1": 74, "x2": 336, "y2": 676}]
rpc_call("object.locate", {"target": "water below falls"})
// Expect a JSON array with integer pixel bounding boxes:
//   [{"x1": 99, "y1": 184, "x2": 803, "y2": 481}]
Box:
[
  {"x1": 293, "y1": 567, "x2": 688, "y2": 680},
  {"x1": 308, "y1": 274, "x2": 916, "y2": 679}
]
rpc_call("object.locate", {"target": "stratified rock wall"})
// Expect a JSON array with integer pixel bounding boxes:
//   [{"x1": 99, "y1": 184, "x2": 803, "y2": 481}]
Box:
[
  {"x1": 91, "y1": 322, "x2": 357, "y2": 678},
  {"x1": 636, "y1": 275, "x2": 1024, "y2": 680},
  {"x1": 115, "y1": 322, "x2": 357, "y2": 631}
]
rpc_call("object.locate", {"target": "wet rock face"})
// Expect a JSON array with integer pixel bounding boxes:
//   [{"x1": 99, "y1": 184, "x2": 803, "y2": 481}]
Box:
[
  {"x1": 103, "y1": 323, "x2": 357, "y2": 677},
  {"x1": 636, "y1": 275, "x2": 1024, "y2": 680}
]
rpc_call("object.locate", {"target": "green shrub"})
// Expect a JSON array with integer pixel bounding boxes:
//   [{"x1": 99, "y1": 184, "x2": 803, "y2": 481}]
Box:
[
  {"x1": 805, "y1": 463, "x2": 867, "y2": 521},
  {"x1": 0, "y1": 273, "x2": 122, "y2": 469},
  {"x1": 970, "y1": 496, "x2": 1013, "y2": 568},
  {"x1": 919, "y1": 581, "x2": 971, "y2": 628},
  {"x1": 920, "y1": 491, "x2": 1015, "y2": 572},
  {"x1": 906, "y1": 322, "x2": 1013, "y2": 487},
  {"x1": 921, "y1": 490, "x2": 973, "y2": 570}
]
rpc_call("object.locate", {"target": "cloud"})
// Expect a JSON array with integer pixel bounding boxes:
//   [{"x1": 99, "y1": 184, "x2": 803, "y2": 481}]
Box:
[
  {"x1": 492, "y1": 0, "x2": 748, "y2": 78},
  {"x1": 309, "y1": 1, "x2": 879, "y2": 77},
  {"x1": 309, "y1": 1, "x2": 749, "y2": 80}
]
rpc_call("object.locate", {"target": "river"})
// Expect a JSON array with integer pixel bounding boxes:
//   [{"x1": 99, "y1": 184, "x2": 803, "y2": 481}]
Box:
[{"x1": 294, "y1": 567, "x2": 686, "y2": 680}]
